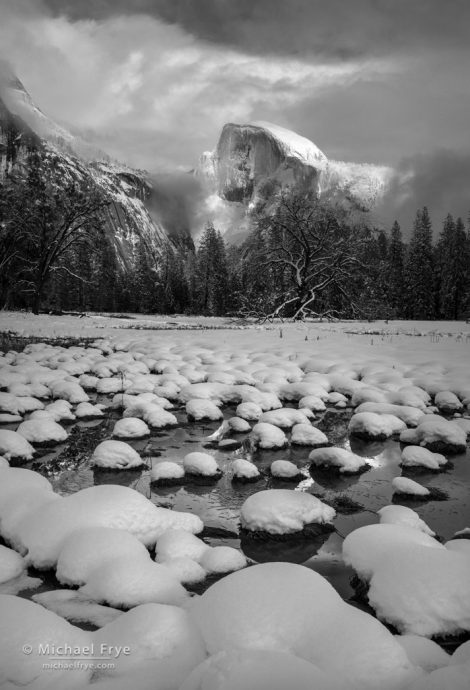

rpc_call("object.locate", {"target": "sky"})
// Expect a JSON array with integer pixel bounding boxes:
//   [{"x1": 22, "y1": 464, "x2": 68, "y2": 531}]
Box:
[{"x1": 1, "y1": 0, "x2": 470, "y2": 230}]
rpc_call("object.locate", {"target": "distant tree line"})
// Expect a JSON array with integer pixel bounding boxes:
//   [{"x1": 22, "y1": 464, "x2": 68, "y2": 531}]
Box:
[{"x1": 1, "y1": 153, "x2": 469, "y2": 320}]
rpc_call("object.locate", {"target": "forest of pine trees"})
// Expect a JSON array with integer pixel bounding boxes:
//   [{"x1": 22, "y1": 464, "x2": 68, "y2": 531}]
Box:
[{"x1": 1, "y1": 154, "x2": 470, "y2": 322}]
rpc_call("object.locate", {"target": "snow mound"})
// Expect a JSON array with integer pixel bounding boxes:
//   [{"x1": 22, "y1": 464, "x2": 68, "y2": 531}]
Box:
[
  {"x1": 180, "y1": 649, "x2": 339, "y2": 690},
  {"x1": 0, "y1": 594, "x2": 92, "y2": 689},
  {"x1": 33, "y1": 589, "x2": 122, "y2": 627},
  {"x1": 435, "y1": 391, "x2": 462, "y2": 412},
  {"x1": 378, "y1": 505, "x2": 435, "y2": 536},
  {"x1": 270, "y1": 459, "x2": 303, "y2": 479},
  {"x1": 400, "y1": 416, "x2": 466, "y2": 454},
  {"x1": 309, "y1": 446, "x2": 369, "y2": 474},
  {"x1": 236, "y1": 402, "x2": 263, "y2": 420},
  {"x1": 240, "y1": 489, "x2": 335, "y2": 535},
  {"x1": 91, "y1": 440, "x2": 143, "y2": 469},
  {"x1": 392, "y1": 477, "x2": 430, "y2": 497},
  {"x1": 299, "y1": 395, "x2": 326, "y2": 412},
  {"x1": 291, "y1": 423, "x2": 329, "y2": 446},
  {"x1": 189, "y1": 562, "x2": 416, "y2": 689},
  {"x1": 395, "y1": 634, "x2": 450, "y2": 672},
  {"x1": 56, "y1": 526, "x2": 151, "y2": 586},
  {"x1": 74, "y1": 401, "x2": 104, "y2": 418},
  {"x1": 49, "y1": 379, "x2": 89, "y2": 403},
  {"x1": 155, "y1": 529, "x2": 210, "y2": 563},
  {"x1": 150, "y1": 461, "x2": 185, "y2": 483},
  {"x1": 186, "y1": 398, "x2": 223, "y2": 421},
  {"x1": 0, "y1": 544, "x2": 25, "y2": 583},
  {"x1": 93, "y1": 603, "x2": 206, "y2": 683},
  {"x1": 161, "y1": 557, "x2": 207, "y2": 585},
  {"x1": 0, "y1": 429, "x2": 35, "y2": 460},
  {"x1": 232, "y1": 458, "x2": 260, "y2": 481},
  {"x1": 184, "y1": 452, "x2": 220, "y2": 477},
  {"x1": 251, "y1": 422, "x2": 287, "y2": 449},
  {"x1": 16, "y1": 418, "x2": 68, "y2": 445},
  {"x1": 227, "y1": 416, "x2": 251, "y2": 432},
  {"x1": 16, "y1": 484, "x2": 202, "y2": 568},
  {"x1": 342, "y1": 523, "x2": 442, "y2": 580},
  {"x1": 112, "y1": 417, "x2": 150, "y2": 439},
  {"x1": 401, "y1": 445, "x2": 448, "y2": 471},
  {"x1": 80, "y1": 556, "x2": 188, "y2": 608},
  {"x1": 355, "y1": 402, "x2": 425, "y2": 427},
  {"x1": 199, "y1": 546, "x2": 247, "y2": 574},
  {"x1": 259, "y1": 407, "x2": 309, "y2": 428},
  {"x1": 349, "y1": 412, "x2": 406, "y2": 439}
]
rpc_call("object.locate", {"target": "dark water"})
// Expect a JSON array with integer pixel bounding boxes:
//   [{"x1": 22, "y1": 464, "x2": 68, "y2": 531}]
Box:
[{"x1": 7, "y1": 398, "x2": 470, "y2": 612}]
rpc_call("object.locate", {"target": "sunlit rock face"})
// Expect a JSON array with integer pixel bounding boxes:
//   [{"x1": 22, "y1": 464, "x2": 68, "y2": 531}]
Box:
[
  {"x1": 0, "y1": 61, "x2": 194, "y2": 267},
  {"x1": 197, "y1": 120, "x2": 393, "y2": 241}
]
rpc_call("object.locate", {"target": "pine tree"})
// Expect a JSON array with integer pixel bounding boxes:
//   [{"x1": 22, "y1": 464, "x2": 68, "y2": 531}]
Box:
[
  {"x1": 403, "y1": 207, "x2": 435, "y2": 319},
  {"x1": 437, "y1": 215, "x2": 468, "y2": 319},
  {"x1": 193, "y1": 224, "x2": 229, "y2": 315},
  {"x1": 388, "y1": 221, "x2": 405, "y2": 315}
]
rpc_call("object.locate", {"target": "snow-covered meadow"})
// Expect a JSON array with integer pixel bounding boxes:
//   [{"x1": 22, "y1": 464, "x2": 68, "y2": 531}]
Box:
[{"x1": 0, "y1": 313, "x2": 469, "y2": 690}]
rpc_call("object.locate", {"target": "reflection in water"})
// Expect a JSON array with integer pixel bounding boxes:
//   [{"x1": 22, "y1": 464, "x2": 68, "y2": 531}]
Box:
[{"x1": 240, "y1": 530, "x2": 333, "y2": 564}]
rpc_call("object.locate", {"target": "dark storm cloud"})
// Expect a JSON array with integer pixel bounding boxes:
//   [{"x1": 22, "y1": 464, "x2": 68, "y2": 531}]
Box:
[
  {"x1": 377, "y1": 149, "x2": 470, "y2": 235},
  {"x1": 42, "y1": 0, "x2": 470, "y2": 59}
]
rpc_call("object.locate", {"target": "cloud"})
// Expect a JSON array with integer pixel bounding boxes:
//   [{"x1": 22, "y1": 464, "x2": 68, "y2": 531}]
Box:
[
  {"x1": 376, "y1": 149, "x2": 470, "y2": 235},
  {"x1": 41, "y1": 0, "x2": 470, "y2": 60},
  {"x1": 0, "y1": 0, "x2": 396, "y2": 170}
]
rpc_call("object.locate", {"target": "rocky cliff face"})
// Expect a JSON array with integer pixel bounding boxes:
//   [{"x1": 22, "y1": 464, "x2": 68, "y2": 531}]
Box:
[
  {"x1": 197, "y1": 121, "x2": 393, "y2": 239},
  {"x1": 0, "y1": 65, "x2": 193, "y2": 269}
]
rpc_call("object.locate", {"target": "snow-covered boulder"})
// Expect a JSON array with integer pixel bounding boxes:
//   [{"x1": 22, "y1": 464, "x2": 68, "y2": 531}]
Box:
[
  {"x1": 49, "y1": 379, "x2": 89, "y2": 403},
  {"x1": 231, "y1": 458, "x2": 261, "y2": 483},
  {"x1": 16, "y1": 418, "x2": 68, "y2": 446},
  {"x1": 270, "y1": 459, "x2": 304, "y2": 481},
  {"x1": 0, "y1": 594, "x2": 92, "y2": 689},
  {"x1": 91, "y1": 440, "x2": 144, "y2": 469},
  {"x1": 0, "y1": 429, "x2": 35, "y2": 461},
  {"x1": 227, "y1": 416, "x2": 251, "y2": 433},
  {"x1": 290, "y1": 423, "x2": 329, "y2": 447},
  {"x1": 354, "y1": 402, "x2": 425, "y2": 427},
  {"x1": 251, "y1": 422, "x2": 287, "y2": 449},
  {"x1": 435, "y1": 391, "x2": 463, "y2": 413},
  {"x1": 155, "y1": 529, "x2": 210, "y2": 563},
  {"x1": 240, "y1": 489, "x2": 335, "y2": 537},
  {"x1": 392, "y1": 477, "x2": 430, "y2": 498},
  {"x1": 43, "y1": 399, "x2": 76, "y2": 422},
  {"x1": 74, "y1": 401, "x2": 104, "y2": 419},
  {"x1": 400, "y1": 416, "x2": 466, "y2": 454},
  {"x1": 186, "y1": 398, "x2": 224, "y2": 422},
  {"x1": 395, "y1": 634, "x2": 450, "y2": 672},
  {"x1": 32, "y1": 589, "x2": 122, "y2": 628},
  {"x1": 80, "y1": 556, "x2": 188, "y2": 608},
  {"x1": 180, "y1": 649, "x2": 339, "y2": 690},
  {"x1": 236, "y1": 402, "x2": 263, "y2": 421},
  {"x1": 93, "y1": 603, "x2": 206, "y2": 684},
  {"x1": 150, "y1": 460, "x2": 185, "y2": 486},
  {"x1": 15, "y1": 484, "x2": 203, "y2": 568},
  {"x1": 183, "y1": 452, "x2": 222, "y2": 479},
  {"x1": 349, "y1": 412, "x2": 406, "y2": 440},
  {"x1": 112, "y1": 417, "x2": 150, "y2": 439},
  {"x1": 56, "y1": 526, "x2": 151, "y2": 586},
  {"x1": 400, "y1": 445, "x2": 448, "y2": 471},
  {"x1": 298, "y1": 395, "x2": 326, "y2": 412},
  {"x1": 259, "y1": 407, "x2": 310, "y2": 429},
  {"x1": 161, "y1": 557, "x2": 207, "y2": 585},
  {"x1": 0, "y1": 413, "x2": 22, "y2": 424},
  {"x1": 199, "y1": 546, "x2": 247, "y2": 575},
  {"x1": 0, "y1": 544, "x2": 26, "y2": 584},
  {"x1": 0, "y1": 392, "x2": 22, "y2": 415},
  {"x1": 189, "y1": 562, "x2": 416, "y2": 690},
  {"x1": 141, "y1": 404, "x2": 178, "y2": 428},
  {"x1": 378, "y1": 505, "x2": 435, "y2": 536},
  {"x1": 309, "y1": 446, "x2": 369, "y2": 474}
]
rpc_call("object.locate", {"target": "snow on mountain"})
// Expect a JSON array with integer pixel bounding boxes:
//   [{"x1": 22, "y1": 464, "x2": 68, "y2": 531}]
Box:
[
  {"x1": 196, "y1": 121, "x2": 393, "y2": 241},
  {"x1": 0, "y1": 63, "x2": 193, "y2": 269}
]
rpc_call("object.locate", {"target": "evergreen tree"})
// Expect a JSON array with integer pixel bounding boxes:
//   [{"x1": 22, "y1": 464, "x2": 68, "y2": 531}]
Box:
[
  {"x1": 193, "y1": 224, "x2": 229, "y2": 315},
  {"x1": 388, "y1": 221, "x2": 405, "y2": 315},
  {"x1": 437, "y1": 215, "x2": 468, "y2": 319},
  {"x1": 403, "y1": 207, "x2": 435, "y2": 319}
]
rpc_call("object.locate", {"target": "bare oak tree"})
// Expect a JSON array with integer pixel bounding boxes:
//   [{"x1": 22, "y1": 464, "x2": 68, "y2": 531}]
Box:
[{"x1": 247, "y1": 193, "x2": 369, "y2": 321}]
